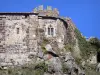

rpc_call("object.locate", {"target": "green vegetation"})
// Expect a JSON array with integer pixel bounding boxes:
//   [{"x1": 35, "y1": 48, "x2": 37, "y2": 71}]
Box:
[
  {"x1": 34, "y1": 62, "x2": 48, "y2": 73},
  {"x1": 41, "y1": 46, "x2": 47, "y2": 54},
  {"x1": 41, "y1": 38, "x2": 49, "y2": 54},
  {"x1": 89, "y1": 37, "x2": 100, "y2": 52},
  {"x1": 75, "y1": 57, "x2": 82, "y2": 66},
  {"x1": 74, "y1": 28, "x2": 100, "y2": 75},
  {"x1": 62, "y1": 63, "x2": 69, "y2": 74},
  {"x1": 0, "y1": 62, "x2": 48, "y2": 75},
  {"x1": 43, "y1": 38, "x2": 49, "y2": 45},
  {"x1": 74, "y1": 28, "x2": 97, "y2": 59},
  {"x1": 64, "y1": 44, "x2": 74, "y2": 52}
]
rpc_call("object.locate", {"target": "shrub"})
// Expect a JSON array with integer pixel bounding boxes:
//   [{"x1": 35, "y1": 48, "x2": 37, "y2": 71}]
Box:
[
  {"x1": 2, "y1": 61, "x2": 48, "y2": 75},
  {"x1": 74, "y1": 28, "x2": 97, "y2": 59},
  {"x1": 34, "y1": 62, "x2": 48, "y2": 72},
  {"x1": 41, "y1": 46, "x2": 47, "y2": 54},
  {"x1": 43, "y1": 38, "x2": 49, "y2": 45},
  {"x1": 64, "y1": 44, "x2": 73, "y2": 52}
]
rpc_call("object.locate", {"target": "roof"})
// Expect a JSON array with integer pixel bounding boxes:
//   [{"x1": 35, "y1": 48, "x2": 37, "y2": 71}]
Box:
[{"x1": 0, "y1": 12, "x2": 38, "y2": 15}]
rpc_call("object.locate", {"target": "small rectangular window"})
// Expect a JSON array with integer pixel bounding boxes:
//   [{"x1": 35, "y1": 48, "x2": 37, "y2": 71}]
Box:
[
  {"x1": 17, "y1": 28, "x2": 19, "y2": 34},
  {"x1": 48, "y1": 28, "x2": 50, "y2": 35}
]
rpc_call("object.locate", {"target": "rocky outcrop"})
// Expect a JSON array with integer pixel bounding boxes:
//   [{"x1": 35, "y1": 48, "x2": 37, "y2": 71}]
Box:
[
  {"x1": 35, "y1": 47, "x2": 85, "y2": 75},
  {"x1": 45, "y1": 57, "x2": 62, "y2": 75},
  {"x1": 62, "y1": 52, "x2": 85, "y2": 75}
]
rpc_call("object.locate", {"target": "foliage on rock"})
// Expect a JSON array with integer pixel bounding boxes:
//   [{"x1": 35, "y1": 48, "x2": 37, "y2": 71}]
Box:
[
  {"x1": 64, "y1": 44, "x2": 74, "y2": 52},
  {"x1": 74, "y1": 28, "x2": 97, "y2": 60},
  {"x1": 89, "y1": 37, "x2": 100, "y2": 52}
]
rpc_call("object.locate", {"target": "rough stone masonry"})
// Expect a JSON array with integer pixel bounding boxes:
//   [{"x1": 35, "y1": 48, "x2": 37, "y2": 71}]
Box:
[{"x1": 0, "y1": 5, "x2": 76, "y2": 66}]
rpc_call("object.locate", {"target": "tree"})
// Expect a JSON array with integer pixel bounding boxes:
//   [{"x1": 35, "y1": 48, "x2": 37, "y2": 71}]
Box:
[
  {"x1": 89, "y1": 37, "x2": 100, "y2": 52},
  {"x1": 89, "y1": 38, "x2": 100, "y2": 47}
]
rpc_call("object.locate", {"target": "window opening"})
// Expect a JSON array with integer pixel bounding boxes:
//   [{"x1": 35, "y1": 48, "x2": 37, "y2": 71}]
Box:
[
  {"x1": 48, "y1": 25, "x2": 54, "y2": 36},
  {"x1": 17, "y1": 28, "x2": 19, "y2": 34},
  {"x1": 48, "y1": 28, "x2": 50, "y2": 35}
]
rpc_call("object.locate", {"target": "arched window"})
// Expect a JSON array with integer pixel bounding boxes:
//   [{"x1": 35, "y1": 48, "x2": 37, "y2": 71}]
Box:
[{"x1": 48, "y1": 25, "x2": 54, "y2": 36}]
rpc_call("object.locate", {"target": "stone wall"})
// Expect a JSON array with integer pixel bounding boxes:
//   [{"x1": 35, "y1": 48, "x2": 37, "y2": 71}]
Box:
[
  {"x1": 0, "y1": 12, "x2": 68, "y2": 66},
  {"x1": 38, "y1": 18, "x2": 67, "y2": 49},
  {"x1": 0, "y1": 16, "x2": 6, "y2": 53}
]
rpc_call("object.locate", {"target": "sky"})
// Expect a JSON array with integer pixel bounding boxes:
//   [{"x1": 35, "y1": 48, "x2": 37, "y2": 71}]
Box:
[{"x1": 0, "y1": 0, "x2": 100, "y2": 38}]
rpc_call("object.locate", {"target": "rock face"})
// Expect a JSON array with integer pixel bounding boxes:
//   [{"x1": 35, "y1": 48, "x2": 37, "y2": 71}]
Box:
[{"x1": 63, "y1": 52, "x2": 85, "y2": 75}]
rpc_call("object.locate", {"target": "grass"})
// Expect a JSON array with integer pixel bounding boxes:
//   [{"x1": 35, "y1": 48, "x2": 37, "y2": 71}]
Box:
[{"x1": 0, "y1": 61, "x2": 48, "y2": 75}]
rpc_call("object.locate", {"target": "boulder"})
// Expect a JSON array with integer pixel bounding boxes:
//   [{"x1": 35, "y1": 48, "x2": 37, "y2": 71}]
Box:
[
  {"x1": 65, "y1": 52, "x2": 75, "y2": 62},
  {"x1": 37, "y1": 49, "x2": 44, "y2": 58},
  {"x1": 64, "y1": 52, "x2": 85, "y2": 75},
  {"x1": 64, "y1": 52, "x2": 75, "y2": 70},
  {"x1": 45, "y1": 44, "x2": 56, "y2": 54},
  {"x1": 45, "y1": 57, "x2": 62, "y2": 75}
]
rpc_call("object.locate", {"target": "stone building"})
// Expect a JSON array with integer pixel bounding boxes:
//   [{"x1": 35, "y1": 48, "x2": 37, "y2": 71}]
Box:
[{"x1": 0, "y1": 5, "x2": 75, "y2": 66}]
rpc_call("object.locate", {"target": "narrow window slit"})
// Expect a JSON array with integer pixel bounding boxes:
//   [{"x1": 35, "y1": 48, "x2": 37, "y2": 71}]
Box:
[
  {"x1": 48, "y1": 28, "x2": 50, "y2": 35},
  {"x1": 17, "y1": 28, "x2": 19, "y2": 34}
]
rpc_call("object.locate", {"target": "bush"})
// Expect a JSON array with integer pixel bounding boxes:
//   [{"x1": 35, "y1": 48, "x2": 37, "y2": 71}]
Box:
[
  {"x1": 43, "y1": 38, "x2": 49, "y2": 45},
  {"x1": 34, "y1": 62, "x2": 48, "y2": 72},
  {"x1": 64, "y1": 44, "x2": 73, "y2": 52},
  {"x1": 41, "y1": 46, "x2": 47, "y2": 54}
]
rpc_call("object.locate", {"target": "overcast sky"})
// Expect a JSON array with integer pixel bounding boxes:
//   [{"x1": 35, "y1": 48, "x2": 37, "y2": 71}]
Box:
[{"x1": 0, "y1": 0, "x2": 100, "y2": 38}]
